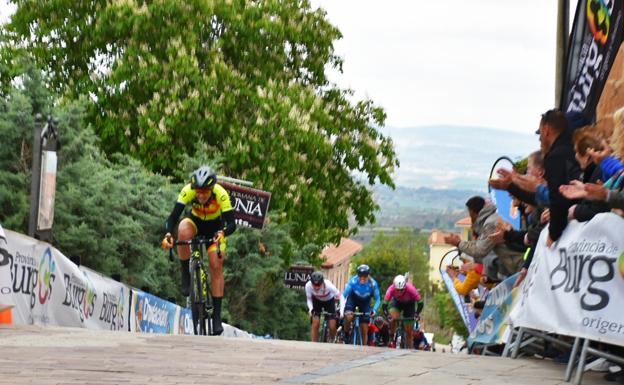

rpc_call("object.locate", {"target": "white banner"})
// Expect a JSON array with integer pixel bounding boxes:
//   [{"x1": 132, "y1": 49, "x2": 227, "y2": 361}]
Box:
[
  {"x1": 3, "y1": 230, "x2": 130, "y2": 330},
  {"x1": 510, "y1": 213, "x2": 624, "y2": 347},
  {"x1": 0, "y1": 224, "x2": 13, "y2": 311}
]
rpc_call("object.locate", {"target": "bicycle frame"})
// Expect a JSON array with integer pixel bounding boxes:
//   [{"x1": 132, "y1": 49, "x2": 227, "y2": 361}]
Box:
[
  {"x1": 392, "y1": 316, "x2": 416, "y2": 349},
  {"x1": 170, "y1": 236, "x2": 219, "y2": 336},
  {"x1": 351, "y1": 311, "x2": 364, "y2": 346}
]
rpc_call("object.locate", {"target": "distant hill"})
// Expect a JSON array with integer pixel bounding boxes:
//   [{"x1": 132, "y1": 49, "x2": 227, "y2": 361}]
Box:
[{"x1": 381, "y1": 125, "x2": 538, "y2": 190}]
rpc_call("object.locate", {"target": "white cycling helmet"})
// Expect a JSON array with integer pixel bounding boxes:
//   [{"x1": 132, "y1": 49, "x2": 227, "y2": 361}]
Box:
[{"x1": 393, "y1": 274, "x2": 407, "y2": 290}]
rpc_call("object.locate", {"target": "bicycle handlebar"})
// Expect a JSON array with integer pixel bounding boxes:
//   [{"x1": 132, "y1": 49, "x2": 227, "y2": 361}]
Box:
[{"x1": 167, "y1": 236, "x2": 220, "y2": 261}]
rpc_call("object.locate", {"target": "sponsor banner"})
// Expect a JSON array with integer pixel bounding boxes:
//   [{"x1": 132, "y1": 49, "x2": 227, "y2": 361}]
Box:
[
  {"x1": 220, "y1": 182, "x2": 271, "y2": 230},
  {"x1": 488, "y1": 156, "x2": 521, "y2": 230},
  {"x1": 284, "y1": 265, "x2": 314, "y2": 290},
  {"x1": 4, "y1": 230, "x2": 131, "y2": 330},
  {"x1": 130, "y1": 290, "x2": 178, "y2": 334},
  {"x1": 562, "y1": 0, "x2": 624, "y2": 120},
  {"x1": 440, "y1": 250, "x2": 478, "y2": 332},
  {"x1": 510, "y1": 213, "x2": 624, "y2": 347},
  {"x1": 468, "y1": 273, "x2": 518, "y2": 346},
  {"x1": 80, "y1": 267, "x2": 130, "y2": 331},
  {"x1": 0, "y1": 224, "x2": 13, "y2": 311},
  {"x1": 177, "y1": 307, "x2": 194, "y2": 335}
]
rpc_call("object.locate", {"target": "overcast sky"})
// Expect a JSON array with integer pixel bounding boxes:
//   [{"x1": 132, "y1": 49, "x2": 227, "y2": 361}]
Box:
[
  {"x1": 2, "y1": 1, "x2": 572, "y2": 134},
  {"x1": 311, "y1": 0, "x2": 573, "y2": 134}
]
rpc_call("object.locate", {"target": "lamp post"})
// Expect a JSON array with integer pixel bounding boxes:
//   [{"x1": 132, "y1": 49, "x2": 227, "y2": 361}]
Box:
[{"x1": 28, "y1": 114, "x2": 59, "y2": 243}]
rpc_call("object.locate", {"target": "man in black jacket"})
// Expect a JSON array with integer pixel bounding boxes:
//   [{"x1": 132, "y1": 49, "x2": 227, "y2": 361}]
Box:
[{"x1": 491, "y1": 110, "x2": 580, "y2": 247}]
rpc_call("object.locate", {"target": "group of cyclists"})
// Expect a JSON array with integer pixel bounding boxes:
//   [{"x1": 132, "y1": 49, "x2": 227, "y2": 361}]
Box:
[
  {"x1": 159, "y1": 165, "x2": 428, "y2": 348},
  {"x1": 305, "y1": 264, "x2": 428, "y2": 349}
]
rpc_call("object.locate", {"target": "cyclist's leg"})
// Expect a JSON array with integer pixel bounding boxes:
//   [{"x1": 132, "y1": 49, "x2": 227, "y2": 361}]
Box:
[
  {"x1": 177, "y1": 218, "x2": 197, "y2": 296},
  {"x1": 359, "y1": 298, "x2": 371, "y2": 346},
  {"x1": 207, "y1": 238, "x2": 226, "y2": 335},
  {"x1": 343, "y1": 295, "x2": 356, "y2": 336},
  {"x1": 389, "y1": 301, "x2": 401, "y2": 338},
  {"x1": 310, "y1": 298, "x2": 323, "y2": 342},
  {"x1": 403, "y1": 301, "x2": 416, "y2": 349},
  {"x1": 320, "y1": 299, "x2": 337, "y2": 341}
]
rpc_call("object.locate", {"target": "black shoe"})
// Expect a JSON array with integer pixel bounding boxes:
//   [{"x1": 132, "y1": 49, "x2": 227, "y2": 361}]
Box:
[
  {"x1": 180, "y1": 259, "x2": 190, "y2": 297},
  {"x1": 212, "y1": 314, "x2": 224, "y2": 336}
]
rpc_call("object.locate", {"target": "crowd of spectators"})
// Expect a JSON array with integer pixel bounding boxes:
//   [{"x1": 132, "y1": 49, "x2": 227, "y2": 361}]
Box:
[{"x1": 439, "y1": 108, "x2": 624, "y2": 381}]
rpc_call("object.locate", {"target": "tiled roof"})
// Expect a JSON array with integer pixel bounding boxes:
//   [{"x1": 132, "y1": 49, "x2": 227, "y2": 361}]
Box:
[
  {"x1": 321, "y1": 238, "x2": 363, "y2": 268},
  {"x1": 455, "y1": 216, "x2": 472, "y2": 227}
]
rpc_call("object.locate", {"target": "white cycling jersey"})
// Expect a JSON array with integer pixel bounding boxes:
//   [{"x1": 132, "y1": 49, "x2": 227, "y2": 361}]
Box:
[{"x1": 305, "y1": 279, "x2": 340, "y2": 312}]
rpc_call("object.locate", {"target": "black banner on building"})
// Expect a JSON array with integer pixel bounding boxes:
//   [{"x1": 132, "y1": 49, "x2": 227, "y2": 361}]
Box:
[
  {"x1": 221, "y1": 182, "x2": 271, "y2": 230},
  {"x1": 562, "y1": 0, "x2": 624, "y2": 120},
  {"x1": 284, "y1": 265, "x2": 314, "y2": 290}
]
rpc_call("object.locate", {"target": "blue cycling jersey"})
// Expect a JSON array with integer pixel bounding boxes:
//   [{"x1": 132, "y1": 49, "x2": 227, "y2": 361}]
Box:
[{"x1": 342, "y1": 275, "x2": 381, "y2": 312}]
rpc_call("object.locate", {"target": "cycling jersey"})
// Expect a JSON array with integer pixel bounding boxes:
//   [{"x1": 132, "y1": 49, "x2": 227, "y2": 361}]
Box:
[
  {"x1": 165, "y1": 183, "x2": 236, "y2": 236},
  {"x1": 384, "y1": 283, "x2": 421, "y2": 303},
  {"x1": 340, "y1": 275, "x2": 381, "y2": 315},
  {"x1": 177, "y1": 183, "x2": 233, "y2": 220},
  {"x1": 305, "y1": 279, "x2": 340, "y2": 313}
]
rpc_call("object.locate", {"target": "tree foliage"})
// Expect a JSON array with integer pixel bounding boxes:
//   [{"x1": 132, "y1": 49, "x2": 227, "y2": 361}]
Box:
[
  {"x1": 353, "y1": 228, "x2": 430, "y2": 295},
  {"x1": 0, "y1": 70, "x2": 312, "y2": 337},
  {"x1": 2, "y1": 0, "x2": 399, "y2": 246}
]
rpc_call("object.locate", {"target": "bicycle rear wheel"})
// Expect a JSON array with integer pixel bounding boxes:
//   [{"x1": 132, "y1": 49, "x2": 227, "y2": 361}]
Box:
[{"x1": 189, "y1": 259, "x2": 207, "y2": 336}]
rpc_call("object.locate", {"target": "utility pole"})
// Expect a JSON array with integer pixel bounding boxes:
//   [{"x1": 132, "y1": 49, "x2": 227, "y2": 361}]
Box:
[{"x1": 555, "y1": 0, "x2": 570, "y2": 108}]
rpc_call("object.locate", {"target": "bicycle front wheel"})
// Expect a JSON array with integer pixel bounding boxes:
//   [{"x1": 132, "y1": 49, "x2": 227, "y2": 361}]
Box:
[{"x1": 189, "y1": 259, "x2": 207, "y2": 336}]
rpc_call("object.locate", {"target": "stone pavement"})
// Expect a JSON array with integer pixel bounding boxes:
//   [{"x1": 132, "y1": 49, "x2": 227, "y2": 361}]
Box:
[{"x1": 0, "y1": 325, "x2": 610, "y2": 384}]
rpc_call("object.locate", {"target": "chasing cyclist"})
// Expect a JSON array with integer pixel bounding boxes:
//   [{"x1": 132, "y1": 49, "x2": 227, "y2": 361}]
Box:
[
  {"x1": 340, "y1": 264, "x2": 381, "y2": 346},
  {"x1": 305, "y1": 271, "x2": 340, "y2": 342},
  {"x1": 162, "y1": 166, "x2": 236, "y2": 335},
  {"x1": 383, "y1": 274, "x2": 423, "y2": 349}
]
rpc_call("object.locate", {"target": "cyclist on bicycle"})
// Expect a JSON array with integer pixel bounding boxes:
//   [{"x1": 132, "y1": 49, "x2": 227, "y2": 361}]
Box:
[
  {"x1": 368, "y1": 316, "x2": 390, "y2": 347},
  {"x1": 382, "y1": 274, "x2": 423, "y2": 349},
  {"x1": 305, "y1": 271, "x2": 340, "y2": 342},
  {"x1": 340, "y1": 264, "x2": 381, "y2": 346},
  {"x1": 162, "y1": 166, "x2": 236, "y2": 335}
]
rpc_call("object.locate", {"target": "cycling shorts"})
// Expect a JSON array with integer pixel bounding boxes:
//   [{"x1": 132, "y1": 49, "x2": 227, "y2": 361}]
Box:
[
  {"x1": 180, "y1": 215, "x2": 227, "y2": 253},
  {"x1": 344, "y1": 295, "x2": 372, "y2": 323},
  {"x1": 389, "y1": 298, "x2": 416, "y2": 323},
  {"x1": 312, "y1": 298, "x2": 337, "y2": 320}
]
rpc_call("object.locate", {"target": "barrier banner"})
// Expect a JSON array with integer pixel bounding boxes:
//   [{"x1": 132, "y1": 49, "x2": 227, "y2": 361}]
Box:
[
  {"x1": 562, "y1": 0, "x2": 624, "y2": 120},
  {"x1": 177, "y1": 307, "x2": 194, "y2": 335},
  {"x1": 510, "y1": 213, "x2": 624, "y2": 347},
  {"x1": 130, "y1": 289, "x2": 178, "y2": 334},
  {"x1": 468, "y1": 273, "x2": 518, "y2": 347},
  {"x1": 80, "y1": 267, "x2": 129, "y2": 331},
  {"x1": 439, "y1": 250, "x2": 478, "y2": 332},
  {"x1": 488, "y1": 156, "x2": 521, "y2": 230},
  {"x1": 3, "y1": 230, "x2": 131, "y2": 330},
  {"x1": 0, "y1": 224, "x2": 13, "y2": 311}
]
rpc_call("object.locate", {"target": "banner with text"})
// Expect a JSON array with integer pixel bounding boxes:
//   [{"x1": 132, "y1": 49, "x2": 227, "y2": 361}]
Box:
[
  {"x1": 3, "y1": 230, "x2": 130, "y2": 330},
  {"x1": 562, "y1": 0, "x2": 624, "y2": 120},
  {"x1": 130, "y1": 289, "x2": 179, "y2": 334},
  {"x1": 221, "y1": 182, "x2": 271, "y2": 230},
  {"x1": 439, "y1": 250, "x2": 478, "y2": 333},
  {"x1": 510, "y1": 213, "x2": 624, "y2": 347},
  {"x1": 0, "y1": 224, "x2": 13, "y2": 311},
  {"x1": 468, "y1": 273, "x2": 518, "y2": 347}
]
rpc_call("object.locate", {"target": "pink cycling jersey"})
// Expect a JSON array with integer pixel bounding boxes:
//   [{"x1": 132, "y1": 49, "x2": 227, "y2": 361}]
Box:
[{"x1": 384, "y1": 283, "x2": 421, "y2": 303}]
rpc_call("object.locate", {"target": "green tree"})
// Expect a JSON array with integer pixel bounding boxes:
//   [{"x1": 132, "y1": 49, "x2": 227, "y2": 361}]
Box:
[
  {"x1": 0, "y1": 71, "x2": 179, "y2": 298},
  {"x1": 353, "y1": 228, "x2": 430, "y2": 295},
  {"x1": 2, "y1": 0, "x2": 399, "y2": 246},
  {"x1": 0, "y1": 70, "x2": 319, "y2": 337}
]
